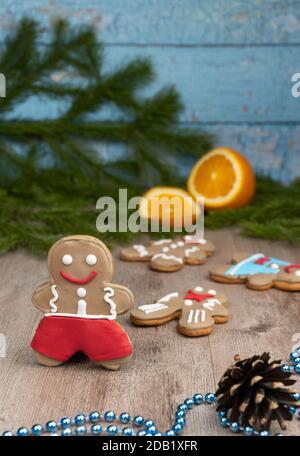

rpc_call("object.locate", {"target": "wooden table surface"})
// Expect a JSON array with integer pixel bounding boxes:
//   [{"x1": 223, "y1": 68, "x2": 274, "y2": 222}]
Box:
[{"x1": 0, "y1": 228, "x2": 300, "y2": 436}]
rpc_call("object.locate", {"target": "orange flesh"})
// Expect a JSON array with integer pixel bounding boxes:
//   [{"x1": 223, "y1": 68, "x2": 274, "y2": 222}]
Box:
[{"x1": 194, "y1": 155, "x2": 236, "y2": 198}]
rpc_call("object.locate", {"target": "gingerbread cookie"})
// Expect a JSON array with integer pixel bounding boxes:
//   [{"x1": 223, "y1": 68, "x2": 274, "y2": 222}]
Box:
[
  {"x1": 120, "y1": 235, "x2": 215, "y2": 272},
  {"x1": 31, "y1": 235, "x2": 134, "y2": 370},
  {"x1": 130, "y1": 286, "x2": 229, "y2": 336},
  {"x1": 210, "y1": 252, "x2": 300, "y2": 291}
]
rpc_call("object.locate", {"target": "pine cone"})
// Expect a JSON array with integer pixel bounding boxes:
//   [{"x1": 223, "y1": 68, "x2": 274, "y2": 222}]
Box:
[{"x1": 216, "y1": 352, "x2": 300, "y2": 431}]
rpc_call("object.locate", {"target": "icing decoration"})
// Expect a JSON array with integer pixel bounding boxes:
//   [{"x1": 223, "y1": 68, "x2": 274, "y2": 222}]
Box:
[
  {"x1": 207, "y1": 289, "x2": 216, "y2": 296},
  {"x1": 284, "y1": 264, "x2": 300, "y2": 274},
  {"x1": 103, "y1": 287, "x2": 117, "y2": 319},
  {"x1": 138, "y1": 303, "x2": 168, "y2": 314},
  {"x1": 194, "y1": 286, "x2": 203, "y2": 292},
  {"x1": 77, "y1": 287, "x2": 87, "y2": 298},
  {"x1": 226, "y1": 253, "x2": 264, "y2": 276},
  {"x1": 62, "y1": 254, "x2": 73, "y2": 266},
  {"x1": 151, "y1": 253, "x2": 183, "y2": 264},
  {"x1": 162, "y1": 247, "x2": 169, "y2": 253},
  {"x1": 184, "y1": 235, "x2": 207, "y2": 245},
  {"x1": 45, "y1": 312, "x2": 117, "y2": 319},
  {"x1": 202, "y1": 298, "x2": 221, "y2": 311},
  {"x1": 60, "y1": 270, "x2": 97, "y2": 285},
  {"x1": 187, "y1": 309, "x2": 203, "y2": 324},
  {"x1": 86, "y1": 254, "x2": 97, "y2": 266},
  {"x1": 153, "y1": 239, "x2": 172, "y2": 245},
  {"x1": 224, "y1": 253, "x2": 290, "y2": 277},
  {"x1": 184, "y1": 299, "x2": 193, "y2": 306},
  {"x1": 133, "y1": 244, "x2": 148, "y2": 257},
  {"x1": 77, "y1": 299, "x2": 87, "y2": 316},
  {"x1": 187, "y1": 310, "x2": 194, "y2": 324},
  {"x1": 178, "y1": 241, "x2": 184, "y2": 247},
  {"x1": 49, "y1": 285, "x2": 58, "y2": 313},
  {"x1": 47, "y1": 287, "x2": 117, "y2": 320},
  {"x1": 170, "y1": 243, "x2": 177, "y2": 249},
  {"x1": 184, "y1": 290, "x2": 214, "y2": 303},
  {"x1": 159, "y1": 292, "x2": 179, "y2": 302},
  {"x1": 194, "y1": 309, "x2": 200, "y2": 323},
  {"x1": 255, "y1": 257, "x2": 270, "y2": 265},
  {"x1": 185, "y1": 246, "x2": 199, "y2": 257}
]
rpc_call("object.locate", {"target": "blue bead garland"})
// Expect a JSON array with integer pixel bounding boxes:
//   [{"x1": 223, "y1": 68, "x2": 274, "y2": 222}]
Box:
[
  {"x1": 285, "y1": 347, "x2": 300, "y2": 375},
  {"x1": 2, "y1": 351, "x2": 299, "y2": 437}
]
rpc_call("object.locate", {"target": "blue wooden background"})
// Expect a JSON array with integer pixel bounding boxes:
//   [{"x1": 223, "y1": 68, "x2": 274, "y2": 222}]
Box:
[{"x1": 1, "y1": 0, "x2": 300, "y2": 183}]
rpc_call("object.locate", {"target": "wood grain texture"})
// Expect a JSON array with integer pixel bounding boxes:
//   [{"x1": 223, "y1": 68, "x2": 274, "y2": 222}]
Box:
[
  {"x1": 1, "y1": 0, "x2": 300, "y2": 45},
  {"x1": 0, "y1": 228, "x2": 299, "y2": 436}
]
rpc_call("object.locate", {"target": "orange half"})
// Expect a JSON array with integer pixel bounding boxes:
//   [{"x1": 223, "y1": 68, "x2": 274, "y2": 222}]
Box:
[
  {"x1": 139, "y1": 186, "x2": 200, "y2": 228},
  {"x1": 187, "y1": 148, "x2": 255, "y2": 210}
]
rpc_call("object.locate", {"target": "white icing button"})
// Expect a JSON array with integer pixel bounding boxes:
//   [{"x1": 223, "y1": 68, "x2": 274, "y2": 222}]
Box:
[
  {"x1": 208, "y1": 289, "x2": 217, "y2": 296},
  {"x1": 295, "y1": 270, "x2": 300, "y2": 277},
  {"x1": 86, "y1": 254, "x2": 97, "y2": 266},
  {"x1": 270, "y1": 263, "x2": 279, "y2": 269},
  {"x1": 62, "y1": 254, "x2": 73, "y2": 265},
  {"x1": 178, "y1": 241, "x2": 184, "y2": 247},
  {"x1": 77, "y1": 287, "x2": 87, "y2": 298},
  {"x1": 194, "y1": 286, "x2": 203, "y2": 292},
  {"x1": 162, "y1": 247, "x2": 170, "y2": 253},
  {"x1": 199, "y1": 239, "x2": 207, "y2": 244},
  {"x1": 170, "y1": 243, "x2": 177, "y2": 249},
  {"x1": 184, "y1": 299, "x2": 193, "y2": 306}
]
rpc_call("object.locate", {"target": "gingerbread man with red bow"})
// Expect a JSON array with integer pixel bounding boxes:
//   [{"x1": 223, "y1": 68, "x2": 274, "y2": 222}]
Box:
[
  {"x1": 31, "y1": 235, "x2": 134, "y2": 370},
  {"x1": 130, "y1": 286, "x2": 229, "y2": 336}
]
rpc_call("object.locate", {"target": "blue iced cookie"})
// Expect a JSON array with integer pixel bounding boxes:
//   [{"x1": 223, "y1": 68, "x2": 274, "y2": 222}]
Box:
[{"x1": 209, "y1": 252, "x2": 300, "y2": 291}]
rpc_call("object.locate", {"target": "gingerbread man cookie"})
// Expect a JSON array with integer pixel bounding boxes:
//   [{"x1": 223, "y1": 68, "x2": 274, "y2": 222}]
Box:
[
  {"x1": 130, "y1": 286, "x2": 229, "y2": 336},
  {"x1": 120, "y1": 235, "x2": 215, "y2": 272},
  {"x1": 31, "y1": 235, "x2": 134, "y2": 370},
  {"x1": 210, "y1": 252, "x2": 300, "y2": 291}
]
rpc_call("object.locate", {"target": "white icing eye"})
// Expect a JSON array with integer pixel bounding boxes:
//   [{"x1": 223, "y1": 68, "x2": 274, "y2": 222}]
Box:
[
  {"x1": 194, "y1": 286, "x2": 203, "y2": 292},
  {"x1": 208, "y1": 289, "x2": 217, "y2": 296},
  {"x1": 295, "y1": 270, "x2": 300, "y2": 277},
  {"x1": 270, "y1": 263, "x2": 279, "y2": 269},
  {"x1": 86, "y1": 254, "x2": 97, "y2": 266},
  {"x1": 62, "y1": 254, "x2": 73, "y2": 265},
  {"x1": 184, "y1": 299, "x2": 193, "y2": 306},
  {"x1": 162, "y1": 247, "x2": 170, "y2": 252},
  {"x1": 178, "y1": 241, "x2": 184, "y2": 247},
  {"x1": 171, "y1": 243, "x2": 177, "y2": 249}
]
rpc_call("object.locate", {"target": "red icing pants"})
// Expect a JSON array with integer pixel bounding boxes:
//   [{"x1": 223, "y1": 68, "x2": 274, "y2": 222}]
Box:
[{"x1": 31, "y1": 316, "x2": 133, "y2": 362}]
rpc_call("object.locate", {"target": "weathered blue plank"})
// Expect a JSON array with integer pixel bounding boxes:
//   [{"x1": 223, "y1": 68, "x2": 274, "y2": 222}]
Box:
[
  {"x1": 1, "y1": 0, "x2": 300, "y2": 45},
  {"x1": 6, "y1": 45, "x2": 300, "y2": 124}
]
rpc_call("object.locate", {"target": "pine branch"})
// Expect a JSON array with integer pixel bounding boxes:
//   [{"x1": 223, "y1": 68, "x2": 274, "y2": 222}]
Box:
[{"x1": 0, "y1": 18, "x2": 212, "y2": 190}]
